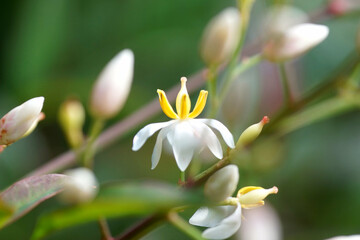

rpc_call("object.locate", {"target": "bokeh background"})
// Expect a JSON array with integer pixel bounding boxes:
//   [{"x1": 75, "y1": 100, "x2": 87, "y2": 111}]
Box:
[{"x1": 0, "y1": 0, "x2": 360, "y2": 239}]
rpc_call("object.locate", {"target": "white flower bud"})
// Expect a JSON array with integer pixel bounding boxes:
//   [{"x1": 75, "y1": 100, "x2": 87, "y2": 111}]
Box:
[
  {"x1": 204, "y1": 165, "x2": 239, "y2": 202},
  {"x1": 0, "y1": 97, "x2": 44, "y2": 145},
  {"x1": 236, "y1": 116, "x2": 269, "y2": 148},
  {"x1": 90, "y1": 49, "x2": 134, "y2": 119},
  {"x1": 59, "y1": 168, "x2": 98, "y2": 204},
  {"x1": 325, "y1": 235, "x2": 360, "y2": 240},
  {"x1": 58, "y1": 99, "x2": 85, "y2": 148},
  {"x1": 263, "y1": 23, "x2": 329, "y2": 62},
  {"x1": 200, "y1": 7, "x2": 241, "y2": 66},
  {"x1": 237, "y1": 186, "x2": 278, "y2": 209},
  {"x1": 262, "y1": 5, "x2": 308, "y2": 38}
]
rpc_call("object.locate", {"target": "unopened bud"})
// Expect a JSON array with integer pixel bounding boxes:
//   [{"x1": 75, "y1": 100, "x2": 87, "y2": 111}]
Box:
[
  {"x1": 263, "y1": 23, "x2": 329, "y2": 62},
  {"x1": 0, "y1": 97, "x2": 44, "y2": 145},
  {"x1": 204, "y1": 165, "x2": 239, "y2": 202},
  {"x1": 90, "y1": 49, "x2": 134, "y2": 119},
  {"x1": 59, "y1": 168, "x2": 98, "y2": 204},
  {"x1": 59, "y1": 99, "x2": 85, "y2": 149},
  {"x1": 237, "y1": 186, "x2": 278, "y2": 208},
  {"x1": 236, "y1": 116, "x2": 269, "y2": 148},
  {"x1": 200, "y1": 7, "x2": 241, "y2": 66},
  {"x1": 327, "y1": 0, "x2": 360, "y2": 16}
]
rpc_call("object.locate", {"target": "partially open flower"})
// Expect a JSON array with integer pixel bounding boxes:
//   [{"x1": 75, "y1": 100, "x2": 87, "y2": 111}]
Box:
[
  {"x1": 59, "y1": 167, "x2": 98, "y2": 205},
  {"x1": 90, "y1": 49, "x2": 134, "y2": 119},
  {"x1": 237, "y1": 186, "x2": 278, "y2": 208},
  {"x1": 132, "y1": 77, "x2": 234, "y2": 172},
  {"x1": 204, "y1": 164, "x2": 239, "y2": 202},
  {"x1": 263, "y1": 23, "x2": 329, "y2": 62},
  {"x1": 200, "y1": 7, "x2": 241, "y2": 66},
  {"x1": 236, "y1": 116, "x2": 269, "y2": 148},
  {"x1": 0, "y1": 97, "x2": 44, "y2": 146}
]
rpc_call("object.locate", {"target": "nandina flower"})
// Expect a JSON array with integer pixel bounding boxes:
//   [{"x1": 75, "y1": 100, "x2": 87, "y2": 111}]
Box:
[
  {"x1": 132, "y1": 77, "x2": 235, "y2": 171},
  {"x1": 190, "y1": 165, "x2": 278, "y2": 239},
  {"x1": 0, "y1": 97, "x2": 44, "y2": 146}
]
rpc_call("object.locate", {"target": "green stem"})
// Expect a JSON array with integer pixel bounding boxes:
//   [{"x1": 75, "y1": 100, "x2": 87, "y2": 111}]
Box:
[
  {"x1": 278, "y1": 63, "x2": 293, "y2": 107},
  {"x1": 207, "y1": 65, "x2": 219, "y2": 118},
  {"x1": 180, "y1": 171, "x2": 186, "y2": 183},
  {"x1": 83, "y1": 119, "x2": 104, "y2": 169},
  {"x1": 167, "y1": 212, "x2": 205, "y2": 240},
  {"x1": 98, "y1": 217, "x2": 113, "y2": 240}
]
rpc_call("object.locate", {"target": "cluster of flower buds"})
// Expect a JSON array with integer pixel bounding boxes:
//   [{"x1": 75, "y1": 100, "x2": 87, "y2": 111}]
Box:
[
  {"x1": 190, "y1": 165, "x2": 278, "y2": 239},
  {"x1": 58, "y1": 99, "x2": 85, "y2": 149},
  {"x1": 0, "y1": 97, "x2": 44, "y2": 147},
  {"x1": 59, "y1": 167, "x2": 98, "y2": 205},
  {"x1": 200, "y1": 7, "x2": 241, "y2": 66},
  {"x1": 90, "y1": 49, "x2": 134, "y2": 119}
]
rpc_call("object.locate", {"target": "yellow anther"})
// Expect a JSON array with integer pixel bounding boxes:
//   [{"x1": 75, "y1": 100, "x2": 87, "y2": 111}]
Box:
[
  {"x1": 237, "y1": 186, "x2": 278, "y2": 209},
  {"x1": 237, "y1": 186, "x2": 263, "y2": 196},
  {"x1": 188, "y1": 90, "x2": 208, "y2": 119},
  {"x1": 157, "y1": 90, "x2": 178, "y2": 119},
  {"x1": 176, "y1": 77, "x2": 191, "y2": 119}
]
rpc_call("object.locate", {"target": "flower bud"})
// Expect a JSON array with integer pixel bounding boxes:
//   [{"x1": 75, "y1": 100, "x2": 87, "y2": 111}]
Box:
[
  {"x1": 59, "y1": 168, "x2": 98, "y2": 204},
  {"x1": 236, "y1": 116, "x2": 269, "y2": 148},
  {"x1": 0, "y1": 97, "x2": 44, "y2": 145},
  {"x1": 204, "y1": 165, "x2": 239, "y2": 202},
  {"x1": 58, "y1": 99, "x2": 85, "y2": 149},
  {"x1": 263, "y1": 23, "x2": 329, "y2": 62},
  {"x1": 200, "y1": 7, "x2": 241, "y2": 66},
  {"x1": 327, "y1": 0, "x2": 360, "y2": 16},
  {"x1": 90, "y1": 49, "x2": 134, "y2": 119},
  {"x1": 237, "y1": 186, "x2": 278, "y2": 208},
  {"x1": 326, "y1": 235, "x2": 360, "y2": 240}
]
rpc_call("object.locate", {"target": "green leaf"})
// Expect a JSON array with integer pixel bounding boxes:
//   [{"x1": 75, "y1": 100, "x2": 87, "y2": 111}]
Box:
[
  {"x1": 0, "y1": 174, "x2": 69, "y2": 229},
  {"x1": 31, "y1": 181, "x2": 203, "y2": 240}
]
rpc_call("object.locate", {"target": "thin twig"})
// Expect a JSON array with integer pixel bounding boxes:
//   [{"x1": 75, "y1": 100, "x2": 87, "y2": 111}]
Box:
[{"x1": 98, "y1": 217, "x2": 113, "y2": 240}]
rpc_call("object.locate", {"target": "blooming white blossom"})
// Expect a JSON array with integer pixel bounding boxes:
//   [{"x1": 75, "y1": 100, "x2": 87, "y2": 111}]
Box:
[
  {"x1": 59, "y1": 167, "x2": 98, "y2": 204},
  {"x1": 263, "y1": 23, "x2": 329, "y2": 62},
  {"x1": 132, "y1": 77, "x2": 235, "y2": 172},
  {"x1": 325, "y1": 235, "x2": 360, "y2": 240},
  {"x1": 200, "y1": 7, "x2": 241, "y2": 66},
  {"x1": 190, "y1": 165, "x2": 278, "y2": 239},
  {"x1": 90, "y1": 49, "x2": 134, "y2": 119},
  {"x1": 0, "y1": 97, "x2": 44, "y2": 146}
]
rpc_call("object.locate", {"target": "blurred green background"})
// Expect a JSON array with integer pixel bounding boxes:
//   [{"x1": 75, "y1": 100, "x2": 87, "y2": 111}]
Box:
[{"x1": 0, "y1": 0, "x2": 360, "y2": 239}]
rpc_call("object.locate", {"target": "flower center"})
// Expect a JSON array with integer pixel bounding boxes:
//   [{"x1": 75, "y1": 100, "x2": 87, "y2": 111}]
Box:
[{"x1": 157, "y1": 77, "x2": 208, "y2": 120}]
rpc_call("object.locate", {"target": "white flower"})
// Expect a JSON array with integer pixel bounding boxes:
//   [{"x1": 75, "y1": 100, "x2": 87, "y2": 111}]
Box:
[
  {"x1": 59, "y1": 167, "x2": 98, "y2": 204},
  {"x1": 132, "y1": 77, "x2": 235, "y2": 172},
  {"x1": 190, "y1": 165, "x2": 278, "y2": 240},
  {"x1": 90, "y1": 49, "x2": 134, "y2": 119},
  {"x1": 200, "y1": 7, "x2": 241, "y2": 66},
  {"x1": 0, "y1": 97, "x2": 44, "y2": 146},
  {"x1": 263, "y1": 23, "x2": 329, "y2": 62},
  {"x1": 325, "y1": 235, "x2": 360, "y2": 240}
]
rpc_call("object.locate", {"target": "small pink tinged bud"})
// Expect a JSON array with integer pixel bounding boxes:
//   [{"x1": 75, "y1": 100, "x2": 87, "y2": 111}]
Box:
[
  {"x1": 0, "y1": 97, "x2": 44, "y2": 146},
  {"x1": 236, "y1": 116, "x2": 270, "y2": 147}
]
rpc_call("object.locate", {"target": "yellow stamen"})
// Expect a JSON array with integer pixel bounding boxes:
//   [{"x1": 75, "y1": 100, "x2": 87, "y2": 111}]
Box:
[
  {"x1": 237, "y1": 186, "x2": 263, "y2": 196},
  {"x1": 176, "y1": 77, "x2": 191, "y2": 119},
  {"x1": 188, "y1": 90, "x2": 208, "y2": 119},
  {"x1": 157, "y1": 90, "x2": 178, "y2": 119}
]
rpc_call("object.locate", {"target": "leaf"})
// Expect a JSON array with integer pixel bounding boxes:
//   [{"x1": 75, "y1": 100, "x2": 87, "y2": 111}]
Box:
[
  {"x1": 31, "y1": 181, "x2": 203, "y2": 240},
  {"x1": 0, "y1": 174, "x2": 69, "y2": 229}
]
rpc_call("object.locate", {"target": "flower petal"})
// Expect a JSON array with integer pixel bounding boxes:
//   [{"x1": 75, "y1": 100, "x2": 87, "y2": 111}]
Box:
[
  {"x1": 132, "y1": 120, "x2": 174, "y2": 151},
  {"x1": 167, "y1": 121, "x2": 199, "y2": 171},
  {"x1": 191, "y1": 120, "x2": 223, "y2": 159},
  {"x1": 151, "y1": 125, "x2": 173, "y2": 169},
  {"x1": 189, "y1": 205, "x2": 237, "y2": 228},
  {"x1": 197, "y1": 119, "x2": 235, "y2": 148},
  {"x1": 202, "y1": 203, "x2": 242, "y2": 240}
]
